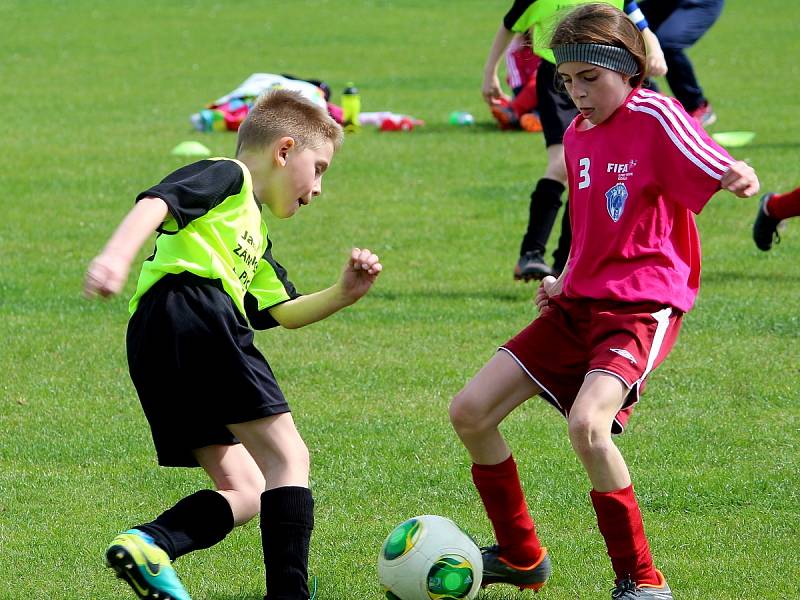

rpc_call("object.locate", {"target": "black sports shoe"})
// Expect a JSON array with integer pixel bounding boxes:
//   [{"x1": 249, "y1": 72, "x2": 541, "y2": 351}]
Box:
[
  {"x1": 753, "y1": 193, "x2": 782, "y2": 251},
  {"x1": 480, "y1": 545, "x2": 551, "y2": 591},
  {"x1": 514, "y1": 250, "x2": 554, "y2": 281}
]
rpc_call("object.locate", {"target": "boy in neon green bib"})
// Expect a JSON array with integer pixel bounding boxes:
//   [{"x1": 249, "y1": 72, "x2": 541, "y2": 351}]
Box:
[{"x1": 85, "y1": 89, "x2": 382, "y2": 600}]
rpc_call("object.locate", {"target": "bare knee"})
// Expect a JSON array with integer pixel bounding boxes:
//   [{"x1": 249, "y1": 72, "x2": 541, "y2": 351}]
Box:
[
  {"x1": 568, "y1": 414, "x2": 614, "y2": 460},
  {"x1": 287, "y1": 441, "x2": 311, "y2": 475},
  {"x1": 450, "y1": 389, "x2": 490, "y2": 438},
  {"x1": 231, "y1": 415, "x2": 312, "y2": 487},
  {"x1": 260, "y1": 437, "x2": 311, "y2": 483},
  {"x1": 273, "y1": 437, "x2": 309, "y2": 469}
]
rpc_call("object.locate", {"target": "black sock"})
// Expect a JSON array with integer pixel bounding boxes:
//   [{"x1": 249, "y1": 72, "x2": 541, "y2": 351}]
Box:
[
  {"x1": 136, "y1": 489, "x2": 234, "y2": 561},
  {"x1": 552, "y1": 200, "x2": 572, "y2": 272},
  {"x1": 261, "y1": 486, "x2": 314, "y2": 600},
  {"x1": 520, "y1": 178, "x2": 566, "y2": 256}
]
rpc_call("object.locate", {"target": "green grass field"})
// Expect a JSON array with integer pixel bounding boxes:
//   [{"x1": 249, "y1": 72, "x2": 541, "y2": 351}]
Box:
[{"x1": 1, "y1": 1, "x2": 798, "y2": 598}]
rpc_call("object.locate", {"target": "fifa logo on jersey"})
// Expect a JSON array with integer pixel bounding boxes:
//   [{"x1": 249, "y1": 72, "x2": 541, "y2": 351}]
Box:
[
  {"x1": 607, "y1": 162, "x2": 630, "y2": 174},
  {"x1": 605, "y1": 183, "x2": 628, "y2": 222},
  {"x1": 607, "y1": 160, "x2": 638, "y2": 182}
]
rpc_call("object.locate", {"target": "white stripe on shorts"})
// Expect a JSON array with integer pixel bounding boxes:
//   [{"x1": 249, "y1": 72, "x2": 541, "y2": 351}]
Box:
[{"x1": 636, "y1": 306, "x2": 673, "y2": 386}]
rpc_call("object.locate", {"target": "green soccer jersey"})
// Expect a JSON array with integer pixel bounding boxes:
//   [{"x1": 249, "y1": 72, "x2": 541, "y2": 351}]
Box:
[
  {"x1": 503, "y1": 0, "x2": 624, "y2": 64},
  {"x1": 129, "y1": 158, "x2": 299, "y2": 326}
]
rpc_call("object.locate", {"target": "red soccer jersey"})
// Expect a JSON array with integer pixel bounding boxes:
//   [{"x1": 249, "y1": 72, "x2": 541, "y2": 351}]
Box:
[{"x1": 562, "y1": 88, "x2": 735, "y2": 313}]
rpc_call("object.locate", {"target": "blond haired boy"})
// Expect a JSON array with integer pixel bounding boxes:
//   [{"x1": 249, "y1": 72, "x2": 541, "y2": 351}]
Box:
[{"x1": 85, "y1": 89, "x2": 382, "y2": 600}]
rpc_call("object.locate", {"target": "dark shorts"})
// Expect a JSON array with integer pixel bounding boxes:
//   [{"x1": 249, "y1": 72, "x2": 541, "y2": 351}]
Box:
[
  {"x1": 501, "y1": 295, "x2": 683, "y2": 433},
  {"x1": 127, "y1": 273, "x2": 290, "y2": 467},
  {"x1": 536, "y1": 60, "x2": 579, "y2": 147}
]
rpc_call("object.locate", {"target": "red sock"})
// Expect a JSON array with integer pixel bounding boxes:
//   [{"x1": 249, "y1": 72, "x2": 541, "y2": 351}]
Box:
[
  {"x1": 766, "y1": 187, "x2": 800, "y2": 220},
  {"x1": 590, "y1": 485, "x2": 659, "y2": 586},
  {"x1": 510, "y1": 79, "x2": 539, "y2": 118},
  {"x1": 471, "y1": 455, "x2": 542, "y2": 565}
]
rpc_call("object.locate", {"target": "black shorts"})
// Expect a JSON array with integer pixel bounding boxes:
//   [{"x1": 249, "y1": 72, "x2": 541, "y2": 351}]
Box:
[
  {"x1": 126, "y1": 272, "x2": 290, "y2": 467},
  {"x1": 536, "y1": 60, "x2": 579, "y2": 147}
]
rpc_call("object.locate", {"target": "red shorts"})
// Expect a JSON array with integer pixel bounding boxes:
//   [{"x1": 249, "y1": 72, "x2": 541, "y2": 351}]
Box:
[{"x1": 501, "y1": 295, "x2": 683, "y2": 433}]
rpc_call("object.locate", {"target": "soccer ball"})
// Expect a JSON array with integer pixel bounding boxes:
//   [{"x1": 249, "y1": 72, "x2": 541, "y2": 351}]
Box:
[{"x1": 377, "y1": 515, "x2": 483, "y2": 600}]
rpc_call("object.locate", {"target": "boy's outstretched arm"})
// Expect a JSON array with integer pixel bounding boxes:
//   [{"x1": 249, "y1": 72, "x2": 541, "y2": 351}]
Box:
[
  {"x1": 84, "y1": 196, "x2": 168, "y2": 298},
  {"x1": 269, "y1": 248, "x2": 382, "y2": 329}
]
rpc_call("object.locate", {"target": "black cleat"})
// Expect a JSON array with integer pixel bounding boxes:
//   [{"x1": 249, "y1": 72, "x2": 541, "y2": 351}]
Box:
[
  {"x1": 514, "y1": 250, "x2": 554, "y2": 281},
  {"x1": 752, "y1": 193, "x2": 782, "y2": 251},
  {"x1": 480, "y1": 545, "x2": 551, "y2": 591}
]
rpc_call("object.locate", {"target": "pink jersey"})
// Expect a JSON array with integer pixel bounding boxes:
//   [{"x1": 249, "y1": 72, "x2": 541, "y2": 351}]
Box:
[{"x1": 562, "y1": 88, "x2": 735, "y2": 313}]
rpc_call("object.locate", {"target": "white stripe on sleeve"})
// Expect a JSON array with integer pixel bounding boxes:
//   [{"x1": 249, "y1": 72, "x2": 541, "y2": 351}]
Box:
[
  {"x1": 506, "y1": 53, "x2": 522, "y2": 89},
  {"x1": 627, "y1": 97, "x2": 730, "y2": 180},
  {"x1": 634, "y1": 90, "x2": 734, "y2": 169}
]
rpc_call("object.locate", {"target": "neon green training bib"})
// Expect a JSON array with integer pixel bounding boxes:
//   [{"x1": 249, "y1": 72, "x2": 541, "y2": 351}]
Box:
[
  {"x1": 508, "y1": 0, "x2": 624, "y2": 64},
  {"x1": 129, "y1": 158, "x2": 293, "y2": 319}
]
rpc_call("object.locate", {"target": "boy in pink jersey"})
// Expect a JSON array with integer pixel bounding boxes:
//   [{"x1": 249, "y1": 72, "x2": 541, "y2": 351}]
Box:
[{"x1": 450, "y1": 4, "x2": 758, "y2": 599}]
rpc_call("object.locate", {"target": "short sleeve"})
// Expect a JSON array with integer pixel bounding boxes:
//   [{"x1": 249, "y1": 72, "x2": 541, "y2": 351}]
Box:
[
  {"x1": 243, "y1": 239, "x2": 301, "y2": 330},
  {"x1": 631, "y1": 94, "x2": 733, "y2": 214},
  {"x1": 503, "y1": 0, "x2": 537, "y2": 32},
  {"x1": 136, "y1": 159, "x2": 244, "y2": 230}
]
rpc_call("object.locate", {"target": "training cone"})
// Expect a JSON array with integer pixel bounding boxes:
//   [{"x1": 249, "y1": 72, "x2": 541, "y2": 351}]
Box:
[
  {"x1": 171, "y1": 141, "x2": 212, "y2": 157},
  {"x1": 711, "y1": 131, "x2": 756, "y2": 148}
]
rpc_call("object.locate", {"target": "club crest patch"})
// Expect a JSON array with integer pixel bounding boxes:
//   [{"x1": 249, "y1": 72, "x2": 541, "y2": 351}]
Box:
[{"x1": 605, "y1": 182, "x2": 628, "y2": 222}]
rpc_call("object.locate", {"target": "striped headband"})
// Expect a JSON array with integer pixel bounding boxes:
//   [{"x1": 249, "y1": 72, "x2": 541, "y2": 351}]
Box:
[{"x1": 553, "y1": 43, "x2": 639, "y2": 76}]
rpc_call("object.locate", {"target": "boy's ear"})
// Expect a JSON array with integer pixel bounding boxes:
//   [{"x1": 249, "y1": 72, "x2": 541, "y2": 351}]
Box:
[{"x1": 274, "y1": 136, "x2": 296, "y2": 166}]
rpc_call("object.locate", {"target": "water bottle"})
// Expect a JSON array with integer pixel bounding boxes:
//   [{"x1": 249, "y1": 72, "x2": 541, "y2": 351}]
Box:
[
  {"x1": 342, "y1": 82, "x2": 361, "y2": 132},
  {"x1": 449, "y1": 111, "x2": 475, "y2": 126}
]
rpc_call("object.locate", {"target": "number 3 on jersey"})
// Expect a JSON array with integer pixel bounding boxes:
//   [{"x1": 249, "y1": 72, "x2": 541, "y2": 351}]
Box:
[{"x1": 577, "y1": 157, "x2": 590, "y2": 189}]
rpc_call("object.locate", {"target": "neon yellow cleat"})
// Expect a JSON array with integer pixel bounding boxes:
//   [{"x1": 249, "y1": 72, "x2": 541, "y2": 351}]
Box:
[{"x1": 105, "y1": 529, "x2": 191, "y2": 600}]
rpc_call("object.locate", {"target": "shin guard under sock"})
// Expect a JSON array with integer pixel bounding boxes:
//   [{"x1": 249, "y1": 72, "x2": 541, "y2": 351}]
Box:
[
  {"x1": 590, "y1": 485, "x2": 659, "y2": 585},
  {"x1": 136, "y1": 489, "x2": 234, "y2": 561},
  {"x1": 520, "y1": 178, "x2": 566, "y2": 256},
  {"x1": 471, "y1": 455, "x2": 542, "y2": 565},
  {"x1": 261, "y1": 486, "x2": 314, "y2": 600}
]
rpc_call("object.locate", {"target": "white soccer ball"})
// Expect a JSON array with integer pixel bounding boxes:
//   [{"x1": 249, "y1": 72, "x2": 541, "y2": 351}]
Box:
[{"x1": 377, "y1": 515, "x2": 483, "y2": 600}]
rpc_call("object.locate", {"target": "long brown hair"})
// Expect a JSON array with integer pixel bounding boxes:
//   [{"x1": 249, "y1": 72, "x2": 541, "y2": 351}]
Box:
[{"x1": 551, "y1": 3, "x2": 647, "y2": 87}]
